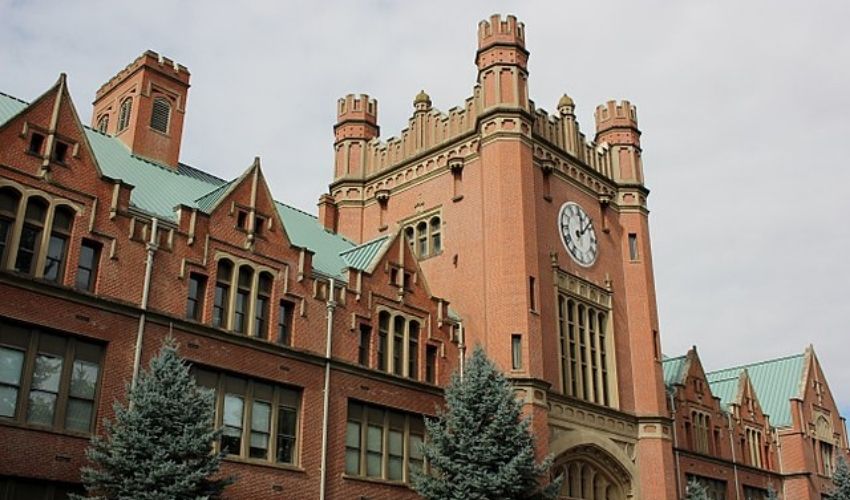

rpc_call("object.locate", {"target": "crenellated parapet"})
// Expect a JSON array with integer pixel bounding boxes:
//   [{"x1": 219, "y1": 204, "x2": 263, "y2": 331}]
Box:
[{"x1": 95, "y1": 50, "x2": 190, "y2": 101}]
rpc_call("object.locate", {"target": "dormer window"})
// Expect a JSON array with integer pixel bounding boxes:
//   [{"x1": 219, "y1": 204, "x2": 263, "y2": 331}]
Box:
[
  {"x1": 117, "y1": 97, "x2": 133, "y2": 132},
  {"x1": 97, "y1": 115, "x2": 109, "y2": 134},
  {"x1": 150, "y1": 97, "x2": 171, "y2": 133},
  {"x1": 28, "y1": 132, "x2": 44, "y2": 155},
  {"x1": 52, "y1": 141, "x2": 69, "y2": 164},
  {"x1": 237, "y1": 210, "x2": 248, "y2": 230}
]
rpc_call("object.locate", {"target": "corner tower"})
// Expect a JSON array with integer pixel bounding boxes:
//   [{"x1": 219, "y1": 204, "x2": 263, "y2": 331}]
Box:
[
  {"x1": 91, "y1": 51, "x2": 190, "y2": 169},
  {"x1": 333, "y1": 94, "x2": 379, "y2": 181},
  {"x1": 476, "y1": 14, "x2": 530, "y2": 111}
]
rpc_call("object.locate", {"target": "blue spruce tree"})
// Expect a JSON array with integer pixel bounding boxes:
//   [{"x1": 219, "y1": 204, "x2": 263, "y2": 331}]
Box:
[
  {"x1": 76, "y1": 338, "x2": 231, "y2": 499},
  {"x1": 412, "y1": 345, "x2": 560, "y2": 499},
  {"x1": 685, "y1": 478, "x2": 710, "y2": 500},
  {"x1": 833, "y1": 455, "x2": 850, "y2": 500}
]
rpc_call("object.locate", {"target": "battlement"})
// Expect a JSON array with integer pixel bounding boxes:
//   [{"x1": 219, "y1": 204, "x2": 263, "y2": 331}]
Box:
[
  {"x1": 337, "y1": 94, "x2": 378, "y2": 124},
  {"x1": 95, "y1": 50, "x2": 190, "y2": 100},
  {"x1": 478, "y1": 14, "x2": 525, "y2": 50},
  {"x1": 594, "y1": 100, "x2": 639, "y2": 133}
]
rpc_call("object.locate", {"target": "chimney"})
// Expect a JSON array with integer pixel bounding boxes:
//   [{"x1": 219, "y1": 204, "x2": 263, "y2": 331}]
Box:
[
  {"x1": 91, "y1": 51, "x2": 190, "y2": 169},
  {"x1": 317, "y1": 194, "x2": 338, "y2": 232}
]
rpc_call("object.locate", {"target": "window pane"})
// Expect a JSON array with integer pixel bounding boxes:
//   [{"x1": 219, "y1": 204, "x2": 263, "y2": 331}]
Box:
[
  {"x1": 64, "y1": 398, "x2": 93, "y2": 432},
  {"x1": 388, "y1": 456, "x2": 403, "y2": 480},
  {"x1": 345, "y1": 449, "x2": 361, "y2": 475},
  {"x1": 250, "y1": 430, "x2": 269, "y2": 458},
  {"x1": 346, "y1": 421, "x2": 361, "y2": 448},
  {"x1": 366, "y1": 425, "x2": 383, "y2": 452},
  {"x1": 251, "y1": 400, "x2": 271, "y2": 431},
  {"x1": 388, "y1": 429, "x2": 403, "y2": 455},
  {"x1": 15, "y1": 226, "x2": 40, "y2": 273},
  {"x1": 0, "y1": 347, "x2": 24, "y2": 385},
  {"x1": 26, "y1": 390, "x2": 57, "y2": 425},
  {"x1": 366, "y1": 452, "x2": 382, "y2": 477},
  {"x1": 276, "y1": 406, "x2": 297, "y2": 464},
  {"x1": 223, "y1": 394, "x2": 244, "y2": 427},
  {"x1": 42, "y1": 235, "x2": 67, "y2": 282},
  {"x1": 32, "y1": 355, "x2": 63, "y2": 392},
  {"x1": 0, "y1": 385, "x2": 18, "y2": 417},
  {"x1": 69, "y1": 359, "x2": 99, "y2": 399},
  {"x1": 410, "y1": 434, "x2": 424, "y2": 460}
]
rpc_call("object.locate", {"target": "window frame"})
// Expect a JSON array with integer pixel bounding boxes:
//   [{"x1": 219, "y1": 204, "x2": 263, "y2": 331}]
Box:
[
  {"x1": 186, "y1": 273, "x2": 207, "y2": 321},
  {"x1": 557, "y1": 293, "x2": 612, "y2": 406},
  {"x1": 117, "y1": 97, "x2": 133, "y2": 132},
  {"x1": 150, "y1": 96, "x2": 172, "y2": 134},
  {"x1": 75, "y1": 239, "x2": 101, "y2": 292},
  {"x1": 0, "y1": 321, "x2": 104, "y2": 436}
]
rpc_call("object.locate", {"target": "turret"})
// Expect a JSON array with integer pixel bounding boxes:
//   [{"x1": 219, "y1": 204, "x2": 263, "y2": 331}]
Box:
[
  {"x1": 475, "y1": 14, "x2": 530, "y2": 110},
  {"x1": 594, "y1": 100, "x2": 643, "y2": 183},
  {"x1": 91, "y1": 51, "x2": 190, "y2": 169},
  {"x1": 333, "y1": 94, "x2": 379, "y2": 180}
]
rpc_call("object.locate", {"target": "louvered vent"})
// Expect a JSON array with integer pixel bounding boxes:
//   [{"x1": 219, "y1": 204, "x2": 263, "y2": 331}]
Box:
[{"x1": 150, "y1": 97, "x2": 171, "y2": 133}]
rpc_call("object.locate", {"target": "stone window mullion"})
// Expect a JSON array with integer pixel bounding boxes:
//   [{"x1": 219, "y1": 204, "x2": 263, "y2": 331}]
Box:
[
  {"x1": 33, "y1": 203, "x2": 57, "y2": 279},
  {"x1": 246, "y1": 270, "x2": 260, "y2": 337},
  {"x1": 2, "y1": 193, "x2": 26, "y2": 270},
  {"x1": 225, "y1": 265, "x2": 238, "y2": 331}
]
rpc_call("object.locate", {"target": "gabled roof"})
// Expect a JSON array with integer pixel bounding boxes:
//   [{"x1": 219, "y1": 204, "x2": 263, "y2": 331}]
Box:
[
  {"x1": 662, "y1": 354, "x2": 688, "y2": 388},
  {"x1": 706, "y1": 353, "x2": 805, "y2": 427},
  {"x1": 340, "y1": 235, "x2": 391, "y2": 272},
  {"x1": 0, "y1": 90, "x2": 356, "y2": 281}
]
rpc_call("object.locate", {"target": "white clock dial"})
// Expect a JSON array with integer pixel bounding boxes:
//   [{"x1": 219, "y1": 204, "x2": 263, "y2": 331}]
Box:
[{"x1": 558, "y1": 202, "x2": 598, "y2": 267}]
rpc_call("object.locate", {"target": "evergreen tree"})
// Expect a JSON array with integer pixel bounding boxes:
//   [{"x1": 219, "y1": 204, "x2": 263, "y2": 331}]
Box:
[
  {"x1": 833, "y1": 455, "x2": 850, "y2": 500},
  {"x1": 412, "y1": 345, "x2": 561, "y2": 500},
  {"x1": 685, "y1": 478, "x2": 710, "y2": 500},
  {"x1": 76, "y1": 338, "x2": 231, "y2": 499}
]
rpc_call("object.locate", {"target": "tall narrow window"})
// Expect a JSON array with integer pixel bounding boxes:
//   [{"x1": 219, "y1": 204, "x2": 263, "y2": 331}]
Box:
[
  {"x1": 409, "y1": 417, "x2": 425, "y2": 476},
  {"x1": 430, "y1": 217, "x2": 441, "y2": 254},
  {"x1": 278, "y1": 300, "x2": 295, "y2": 346},
  {"x1": 16, "y1": 197, "x2": 47, "y2": 275},
  {"x1": 528, "y1": 276, "x2": 536, "y2": 311},
  {"x1": 150, "y1": 97, "x2": 171, "y2": 133},
  {"x1": 358, "y1": 324, "x2": 371, "y2": 366},
  {"x1": 75, "y1": 240, "x2": 101, "y2": 292},
  {"x1": 408, "y1": 321, "x2": 419, "y2": 380},
  {"x1": 249, "y1": 382, "x2": 273, "y2": 459},
  {"x1": 64, "y1": 341, "x2": 100, "y2": 433},
  {"x1": 599, "y1": 312, "x2": 609, "y2": 406},
  {"x1": 233, "y1": 266, "x2": 253, "y2": 334},
  {"x1": 558, "y1": 297, "x2": 570, "y2": 394},
  {"x1": 425, "y1": 345, "x2": 437, "y2": 384},
  {"x1": 588, "y1": 313, "x2": 598, "y2": 402},
  {"x1": 511, "y1": 334, "x2": 522, "y2": 370},
  {"x1": 222, "y1": 376, "x2": 247, "y2": 455},
  {"x1": 366, "y1": 406, "x2": 385, "y2": 477},
  {"x1": 117, "y1": 97, "x2": 133, "y2": 132},
  {"x1": 578, "y1": 305, "x2": 588, "y2": 399},
  {"x1": 628, "y1": 233, "x2": 639, "y2": 261},
  {"x1": 0, "y1": 330, "x2": 26, "y2": 418},
  {"x1": 27, "y1": 333, "x2": 66, "y2": 426},
  {"x1": 345, "y1": 401, "x2": 363, "y2": 475},
  {"x1": 568, "y1": 300, "x2": 578, "y2": 396},
  {"x1": 0, "y1": 188, "x2": 22, "y2": 267},
  {"x1": 404, "y1": 226, "x2": 415, "y2": 252},
  {"x1": 416, "y1": 222, "x2": 428, "y2": 258},
  {"x1": 97, "y1": 115, "x2": 109, "y2": 134},
  {"x1": 388, "y1": 413, "x2": 404, "y2": 480},
  {"x1": 213, "y1": 260, "x2": 233, "y2": 328},
  {"x1": 377, "y1": 312, "x2": 390, "y2": 371},
  {"x1": 276, "y1": 388, "x2": 299, "y2": 464},
  {"x1": 392, "y1": 316, "x2": 405, "y2": 376},
  {"x1": 185, "y1": 273, "x2": 206, "y2": 320},
  {"x1": 254, "y1": 273, "x2": 272, "y2": 338},
  {"x1": 28, "y1": 132, "x2": 45, "y2": 155},
  {"x1": 42, "y1": 206, "x2": 74, "y2": 282}
]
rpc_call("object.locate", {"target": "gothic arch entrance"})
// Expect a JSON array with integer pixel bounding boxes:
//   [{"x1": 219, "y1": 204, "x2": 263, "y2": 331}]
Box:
[{"x1": 553, "y1": 444, "x2": 634, "y2": 500}]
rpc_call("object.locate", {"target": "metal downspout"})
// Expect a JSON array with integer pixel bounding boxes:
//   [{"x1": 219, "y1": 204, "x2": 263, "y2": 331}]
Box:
[
  {"x1": 319, "y1": 278, "x2": 336, "y2": 500},
  {"x1": 728, "y1": 413, "x2": 741, "y2": 500},
  {"x1": 131, "y1": 217, "x2": 158, "y2": 393}
]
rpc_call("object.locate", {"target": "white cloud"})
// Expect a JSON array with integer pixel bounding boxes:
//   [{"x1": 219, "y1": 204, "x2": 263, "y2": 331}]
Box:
[{"x1": 1, "y1": 0, "x2": 848, "y2": 414}]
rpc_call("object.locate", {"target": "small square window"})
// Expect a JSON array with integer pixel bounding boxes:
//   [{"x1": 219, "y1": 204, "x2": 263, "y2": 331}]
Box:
[
  {"x1": 628, "y1": 233, "x2": 639, "y2": 261},
  {"x1": 28, "y1": 133, "x2": 45, "y2": 155},
  {"x1": 254, "y1": 216, "x2": 265, "y2": 235},
  {"x1": 236, "y1": 210, "x2": 248, "y2": 229},
  {"x1": 52, "y1": 142, "x2": 69, "y2": 164}
]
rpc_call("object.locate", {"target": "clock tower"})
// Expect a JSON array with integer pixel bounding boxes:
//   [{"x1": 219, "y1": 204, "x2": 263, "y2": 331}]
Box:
[{"x1": 324, "y1": 14, "x2": 677, "y2": 499}]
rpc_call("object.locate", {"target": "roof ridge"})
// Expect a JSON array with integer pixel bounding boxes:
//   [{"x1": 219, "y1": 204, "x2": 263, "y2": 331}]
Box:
[
  {"x1": 0, "y1": 90, "x2": 29, "y2": 106},
  {"x1": 662, "y1": 354, "x2": 687, "y2": 363},
  {"x1": 340, "y1": 234, "x2": 389, "y2": 255},
  {"x1": 706, "y1": 352, "x2": 805, "y2": 376},
  {"x1": 178, "y1": 162, "x2": 227, "y2": 184}
]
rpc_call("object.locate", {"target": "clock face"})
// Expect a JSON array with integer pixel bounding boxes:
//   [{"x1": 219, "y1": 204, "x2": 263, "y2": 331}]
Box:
[{"x1": 559, "y1": 202, "x2": 598, "y2": 267}]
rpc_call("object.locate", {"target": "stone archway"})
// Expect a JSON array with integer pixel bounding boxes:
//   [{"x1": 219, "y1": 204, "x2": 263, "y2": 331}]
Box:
[{"x1": 553, "y1": 444, "x2": 634, "y2": 500}]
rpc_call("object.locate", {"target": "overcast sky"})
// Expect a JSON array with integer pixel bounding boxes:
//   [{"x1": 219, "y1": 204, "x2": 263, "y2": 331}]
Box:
[{"x1": 2, "y1": 1, "x2": 848, "y2": 416}]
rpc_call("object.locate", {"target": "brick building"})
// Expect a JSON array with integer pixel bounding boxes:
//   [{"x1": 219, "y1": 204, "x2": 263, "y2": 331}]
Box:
[{"x1": 0, "y1": 13, "x2": 845, "y2": 500}]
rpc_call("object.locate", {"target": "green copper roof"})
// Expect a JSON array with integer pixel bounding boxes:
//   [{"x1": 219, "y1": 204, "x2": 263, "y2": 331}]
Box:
[
  {"x1": 662, "y1": 354, "x2": 687, "y2": 387},
  {"x1": 706, "y1": 353, "x2": 805, "y2": 427},
  {"x1": 0, "y1": 91, "x2": 356, "y2": 281},
  {"x1": 340, "y1": 235, "x2": 390, "y2": 272},
  {"x1": 707, "y1": 376, "x2": 740, "y2": 411}
]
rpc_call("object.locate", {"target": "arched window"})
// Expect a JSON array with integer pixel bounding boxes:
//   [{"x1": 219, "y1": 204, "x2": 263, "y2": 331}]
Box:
[
  {"x1": 97, "y1": 115, "x2": 109, "y2": 134},
  {"x1": 404, "y1": 226, "x2": 415, "y2": 252},
  {"x1": 213, "y1": 259, "x2": 234, "y2": 328},
  {"x1": 254, "y1": 272, "x2": 273, "y2": 338},
  {"x1": 234, "y1": 266, "x2": 254, "y2": 334},
  {"x1": 15, "y1": 197, "x2": 48, "y2": 274},
  {"x1": 117, "y1": 97, "x2": 133, "y2": 132},
  {"x1": 392, "y1": 316, "x2": 406, "y2": 376},
  {"x1": 150, "y1": 97, "x2": 171, "y2": 133},
  {"x1": 430, "y1": 217, "x2": 441, "y2": 254},
  {"x1": 416, "y1": 222, "x2": 428, "y2": 258},
  {"x1": 377, "y1": 311, "x2": 390, "y2": 371},
  {"x1": 0, "y1": 187, "x2": 22, "y2": 266},
  {"x1": 42, "y1": 206, "x2": 74, "y2": 282}
]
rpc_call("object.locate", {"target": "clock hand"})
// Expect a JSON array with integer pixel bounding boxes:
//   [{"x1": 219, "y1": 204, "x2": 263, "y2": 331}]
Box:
[{"x1": 578, "y1": 220, "x2": 592, "y2": 236}]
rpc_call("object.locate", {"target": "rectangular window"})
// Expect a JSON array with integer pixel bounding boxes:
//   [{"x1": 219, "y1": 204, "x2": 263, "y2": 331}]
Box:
[
  {"x1": 0, "y1": 321, "x2": 102, "y2": 434},
  {"x1": 425, "y1": 345, "x2": 437, "y2": 384},
  {"x1": 52, "y1": 141, "x2": 69, "y2": 164},
  {"x1": 358, "y1": 325, "x2": 371, "y2": 366},
  {"x1": 277, "y1": 300, "x2": 295, "y2": 345},
  {"x1": 191, "y1": 367, "x2": 301, "y2": 466},
  {"x1": 628, "y1": 233, "x2": 639, "y2": 261},
  {"x1": 0, "y1": 476, "x2": 85, "y2": 499},
  {"x1": 254, "y1": 296, "x2": 270, "y2": 338},
  {"x1": 28, "y1": 133, "x2": 45, "y2": 155},
  {"x1": 686, "y1": 474, "x2": 727, "y2": 500},
  {"x1": 511, "y1": 334, "x2": 522, "y2": 370},
  {"x1": 213, "y1": 283, "x2": 229, "y2": 328},
  {"x1": 234, "y1": 290, "x2": 249, "y2": 334},
  {"x1": 185, "y1": 273, "x2": 206, "y2": 321},
  {"x1": 345, "y1": 400, "x2": 426, "y2": 483},
  {"x1": 743, "y1": 486, "x2": 769, "y2": 500},
  {"x1": 377, "y1": 315, "x2": 388, "y2": 372},
  {"x1": 75, "y1": 240, "x2": 100, "y2": 292}
]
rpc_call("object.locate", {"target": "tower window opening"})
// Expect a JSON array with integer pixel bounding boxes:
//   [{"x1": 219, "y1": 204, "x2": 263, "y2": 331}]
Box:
[
  {"x1": 150, "y1": 97, "x2": 171, "y2": 133},
  {"x1": 117, "y1": 97, "x2": 133, "y2": 132}
]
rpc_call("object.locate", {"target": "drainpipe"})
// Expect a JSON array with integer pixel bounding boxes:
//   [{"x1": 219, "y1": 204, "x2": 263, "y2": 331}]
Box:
[
  {"x1": 727, "y1": 413, "x2": 741, "y2": 500},
  {"x1": 775, "y1": 428, "x2": 786, "y2": 499},
  {"x1": 669, "y1": 391, "x2": 682, "y2": 498},
  {"x1": 319, "y1": 277, "x2": 336, "y2": 500},
  {"x1": 131, "y1": 217, "x2": 158, "y2": 393}
]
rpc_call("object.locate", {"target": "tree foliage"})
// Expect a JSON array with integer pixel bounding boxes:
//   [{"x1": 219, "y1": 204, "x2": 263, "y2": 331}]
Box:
[
  {"x1": 685, "y1": 478, "x2": 710, "y2": 500},
  {"x1": 76, "y1": 338, "x2": 231, "y2": 499},
  {"x1": 412, "y1": 345, "x2": 560, "y2": 500},
  {"x1": 833, "y1": 455, "x2": 850, "y2": 500}
]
